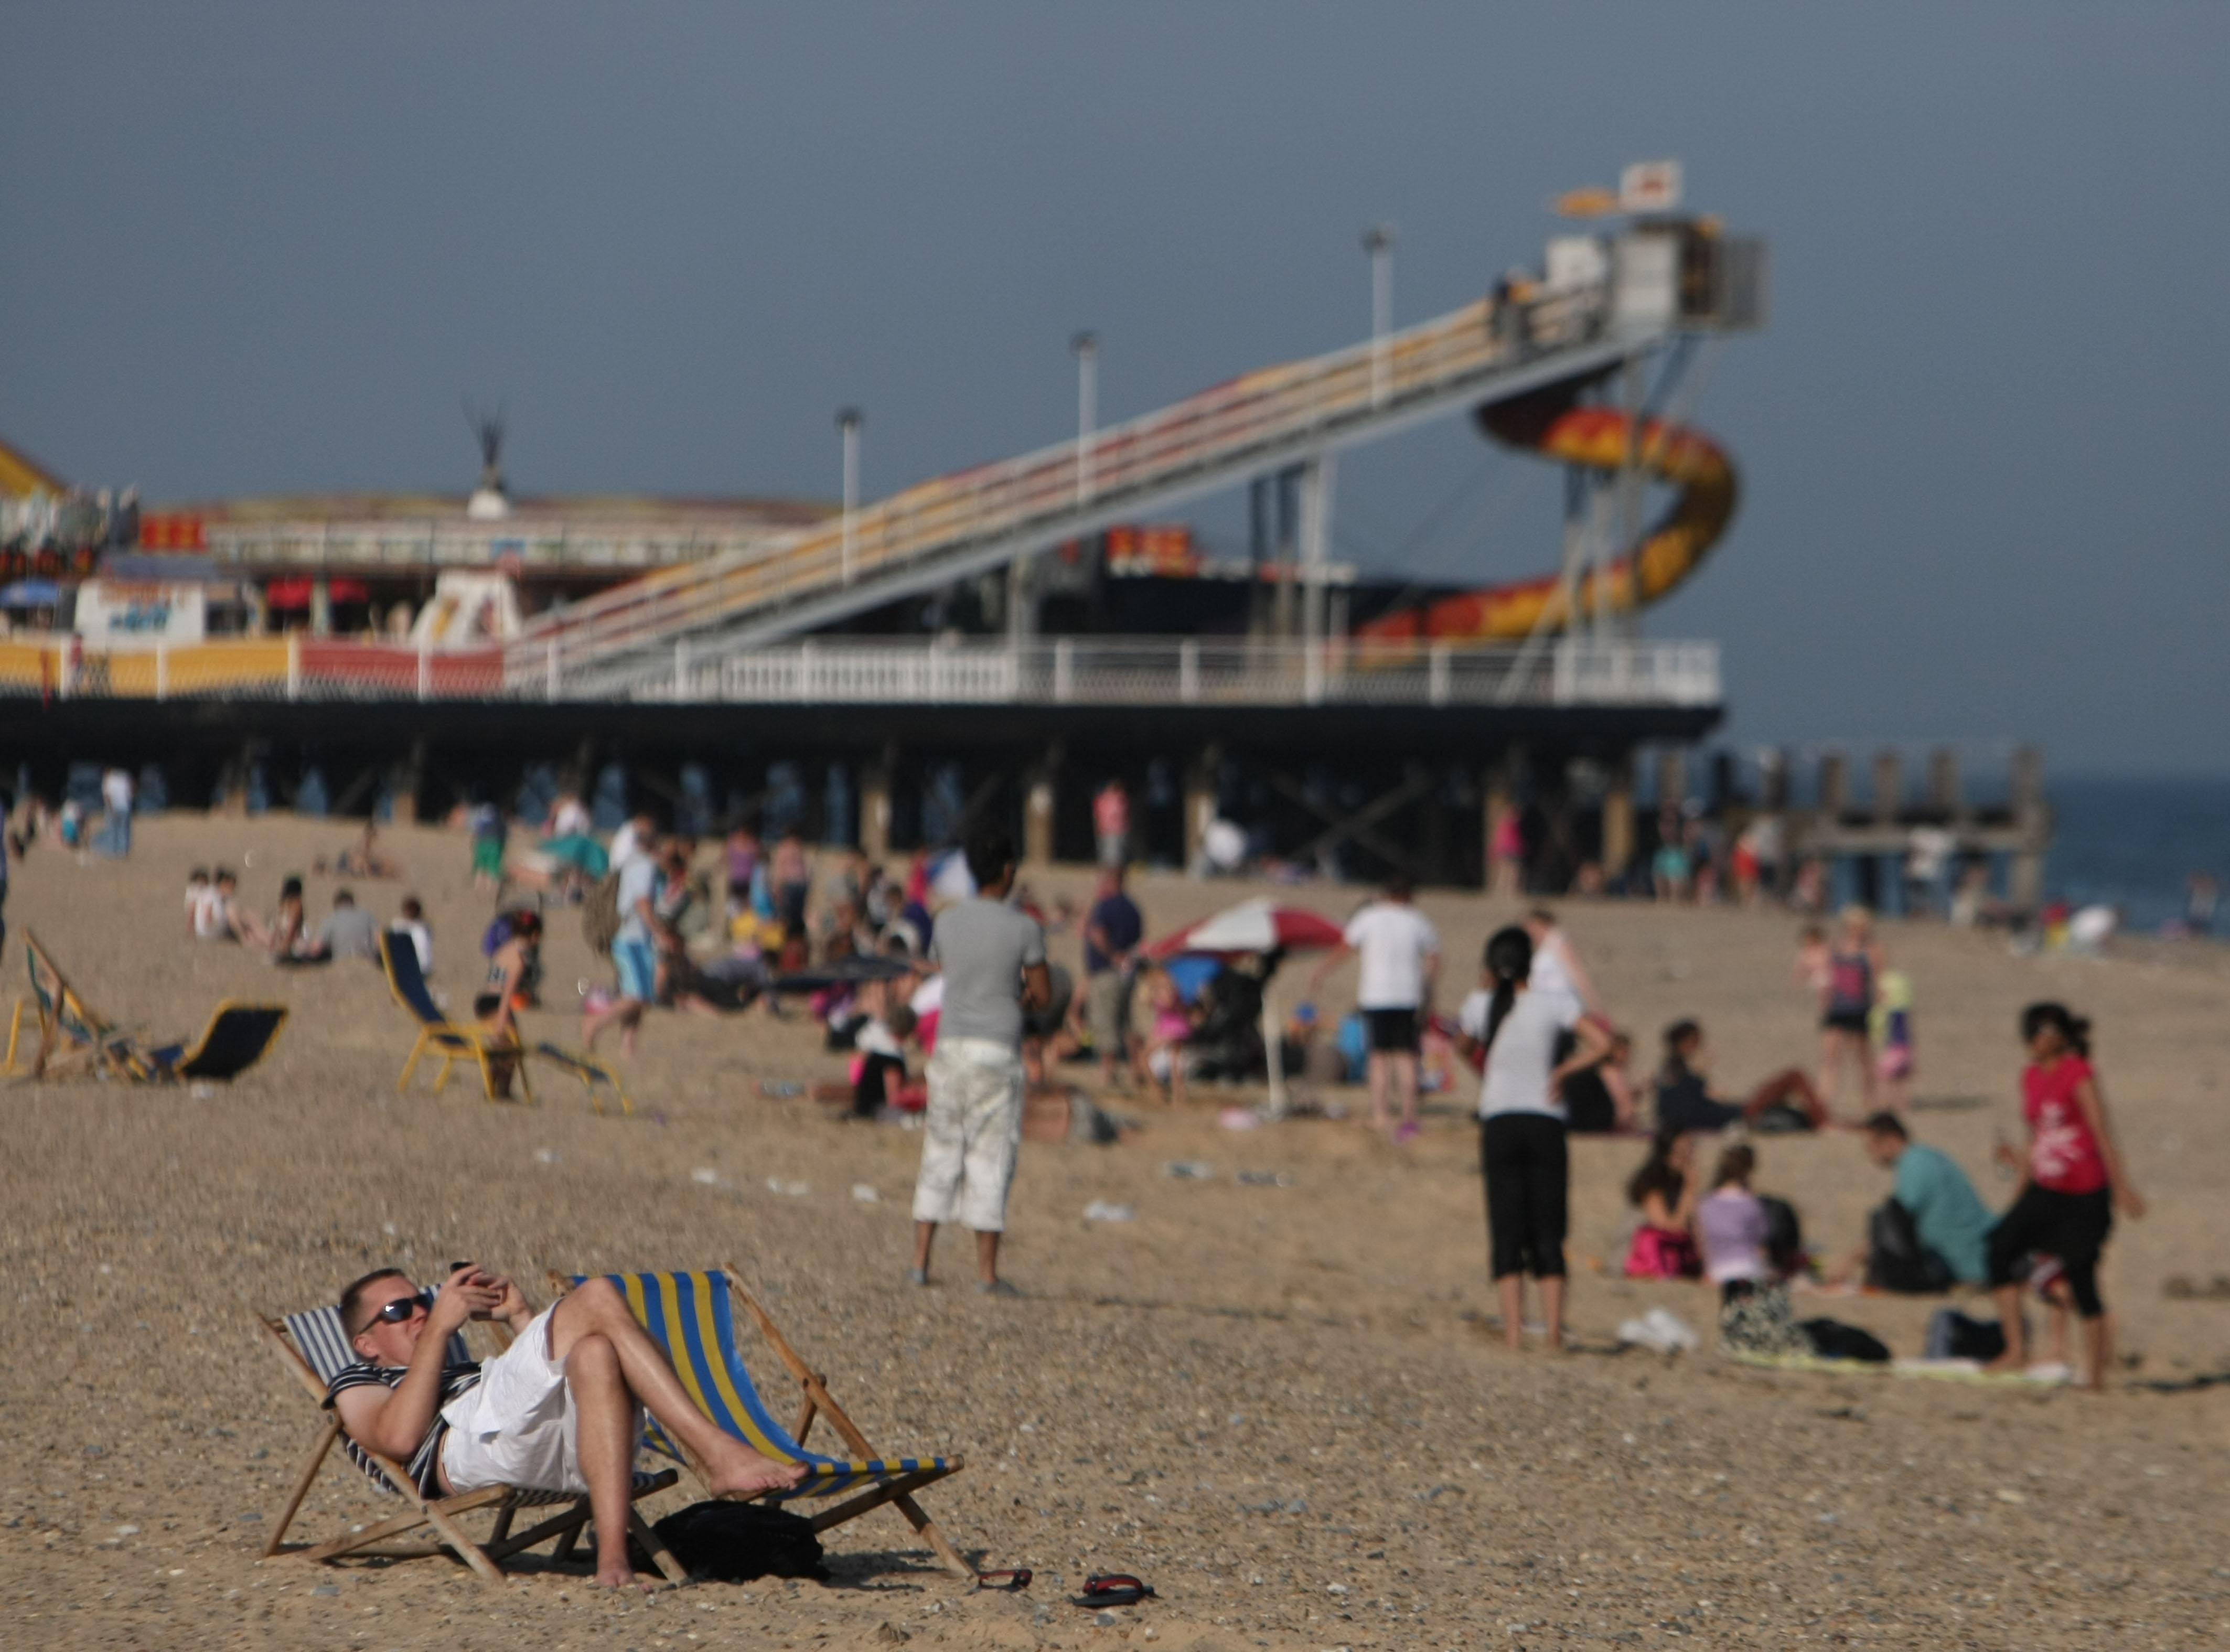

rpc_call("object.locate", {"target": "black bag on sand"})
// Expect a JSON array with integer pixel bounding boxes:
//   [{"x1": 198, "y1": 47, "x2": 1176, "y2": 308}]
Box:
[
  {"x1": 1798, "y1": 1318, "x2": 1891, "y2": 1363},
  {"x1": 1866, "y1": 1199, "x2": 1955, "y2": 1294},
  {"x1": 1925, "y1": 1306, "x2": 2010, "y2": 1362},
  {"x1": 640, "y1": 1501, "x2": 828, "y2": 1582},
  {"x1": 1752, "y1": 1102, "x2": 1814, "y2": 1134},
  {"x1": 1759, "y1": 1195, "x2": 1806, "y2": 1278}
]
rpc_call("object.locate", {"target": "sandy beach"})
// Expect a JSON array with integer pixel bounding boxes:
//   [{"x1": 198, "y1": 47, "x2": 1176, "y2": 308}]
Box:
[{"x1": 4, "y1": 814, "x2": 2227, "y2": 1649}]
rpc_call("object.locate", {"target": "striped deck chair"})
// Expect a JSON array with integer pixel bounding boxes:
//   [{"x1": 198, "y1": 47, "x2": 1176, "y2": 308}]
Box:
[
  {"x1": 378, "y1": 929, "x2": 533, "y2": 1104},
  {"x1": 256, "y1": 1291, "x2": 684, "y2": 1583},
  {"x1": 552, "y1": 1268, "x2": 972, "y2": 1578}
]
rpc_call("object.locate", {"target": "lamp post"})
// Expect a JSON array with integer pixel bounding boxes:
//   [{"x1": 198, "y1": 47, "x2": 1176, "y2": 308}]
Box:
[
  {"x1": 1071, "y1": 330, "x2": 1098, "y2": 506},
  {"x1": 836, "y1": 407, "x2": 861, "y2": 584},
  {"x1": 1363, "y1": 223, "x2": 1395, "y2": 405}
]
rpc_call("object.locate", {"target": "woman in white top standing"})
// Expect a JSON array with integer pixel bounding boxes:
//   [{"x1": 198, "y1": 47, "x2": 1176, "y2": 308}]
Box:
[{"x1": 1460, "y1": 925, "x2": 1610, "y2": 1351}]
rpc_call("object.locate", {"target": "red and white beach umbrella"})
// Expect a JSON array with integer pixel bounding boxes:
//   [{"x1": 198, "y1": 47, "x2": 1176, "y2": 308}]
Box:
[{"x1": 1145, "y1": 898, "x2": 1345, "y2": 959}]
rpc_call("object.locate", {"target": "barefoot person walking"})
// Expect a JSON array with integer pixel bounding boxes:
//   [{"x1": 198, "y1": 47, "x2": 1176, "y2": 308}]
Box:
[
  {"x1": 910, "y1": 828, "x2": 1051, "y2": 1294},
  {"x1": 1468, "y1": 925, "x2": 1610, "y2": 1351},
  {"x1": 1308, "y1": 874, "x2": 1440, "y2": 1141},
  {"x1": 327, "y1": 1263, "x2": 805, "y2": 1589},
  {"x1": 1986, "y1": 1002, "x2": 2145, "y2": 1388}
]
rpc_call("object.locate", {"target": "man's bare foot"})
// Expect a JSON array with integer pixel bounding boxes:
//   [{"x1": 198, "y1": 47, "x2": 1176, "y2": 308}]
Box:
[
  {"x1": 593, "y1": 1559, "x2": 643, "y2": 1589},
  {"x1": 708, "y1": 1446, "x2": 810, "y2": 1499}
]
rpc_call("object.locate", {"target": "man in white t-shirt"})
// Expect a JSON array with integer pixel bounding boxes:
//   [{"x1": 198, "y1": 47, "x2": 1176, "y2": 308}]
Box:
[{"x1": 1307, "y1": 875, "x2": 1440, "y2": 1140}]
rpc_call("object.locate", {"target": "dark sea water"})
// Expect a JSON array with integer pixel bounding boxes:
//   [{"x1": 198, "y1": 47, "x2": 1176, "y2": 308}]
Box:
[{"x1": 2047, "y1": 775, "x2": 2230, "y2": 933}]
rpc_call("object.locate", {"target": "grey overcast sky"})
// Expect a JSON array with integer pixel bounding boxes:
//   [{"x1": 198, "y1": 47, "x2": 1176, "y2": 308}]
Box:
[{"x1": 5, "y1": 4, "x2": 2226, "y2": 773}]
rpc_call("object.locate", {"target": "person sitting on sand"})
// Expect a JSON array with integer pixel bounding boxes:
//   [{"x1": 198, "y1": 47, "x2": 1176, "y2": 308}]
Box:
[
  {"x1": 1695, "y1": 1145, "x2": 1811, "y2": 1357},
  {"x1": 1623, "y1": 1131, "x2": 1701, "y2": 1279},
  {"x1": 388, "y1": 895, "x2": 433, "y2": 975},
  {"x1": 185, "y1": 867, "x2": 211, "y2": 937},
  {"x1": 1654, "y1": 1019, "x2": 1831, "y2": 1134},
  {"x1": 326, "y1": 1264, "x2": 807, "y2": 1590},
  {"x1": 194, "y1": 867, "x2": 261, "y2": 944},
  {"x1": 315, "y1": 889, "x2": 382, "y2": 963},
  {"x1": 1133, "y1": 964, "x2": 1196, "y2": 1108},
  {"x1": 327, "y1": 821, "x2": 403, "y2": 880},
  {"x1": 1831, "y1": 1112, "x2": 1994, "y2": 1293},
  {"x1": 267, "y1": 876, "x2": 320, "y2": 963},
  {"x1": 1985, "y1": 1002, "x2": 2146, "y2": 1389},
  {"x1": 1560, "y1": 1028, "x2": 1638, "y2": 1133}
]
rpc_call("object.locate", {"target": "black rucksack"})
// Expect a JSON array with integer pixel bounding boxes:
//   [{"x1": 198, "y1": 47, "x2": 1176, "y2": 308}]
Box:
[
  {"x1": 640, "y1": 1501, "x2": 827, "y2": 1583},
  {"x1": 1866, "y1": 1198, "x2": 1955, "y2": 1294}
]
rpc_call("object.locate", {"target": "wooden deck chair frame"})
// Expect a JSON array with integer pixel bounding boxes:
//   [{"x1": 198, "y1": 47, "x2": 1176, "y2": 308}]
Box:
[
  {"x1": 378, "y1": 930, "x2": 533, "y2": 1105},
  {"x1": 529, "y1": 1041, "x2": 635, "y2": 1116},
  {"x1": 23, "y1": 929, "x2": 141, "y2": 1079},
  {"x1": 255, "y1": 1307, "x2": 687, "y2": 1584},
  {"x1": 550, "y1": 1268, "x2": 973, "y2": 1580}
]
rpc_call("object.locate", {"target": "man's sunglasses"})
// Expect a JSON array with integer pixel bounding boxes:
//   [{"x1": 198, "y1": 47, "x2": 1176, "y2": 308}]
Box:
[{"x1": 366, "y1": 1297, "x2": 427, "y2": 1327}]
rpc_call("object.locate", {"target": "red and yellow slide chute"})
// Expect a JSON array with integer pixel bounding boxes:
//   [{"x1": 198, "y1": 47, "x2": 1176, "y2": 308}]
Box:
[{"x1": 1357, "y1": 377, "x2": 1737, "y2": 645}]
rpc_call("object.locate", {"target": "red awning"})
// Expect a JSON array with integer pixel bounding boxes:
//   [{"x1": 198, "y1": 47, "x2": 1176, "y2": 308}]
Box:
[{"x1": 264, "y1": 576, "x2": 369, "y2": 608}]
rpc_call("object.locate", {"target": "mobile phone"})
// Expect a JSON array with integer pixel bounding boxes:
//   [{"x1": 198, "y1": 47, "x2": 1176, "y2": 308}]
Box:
[{"x1": 449, "y1": 1260, "x2": 477, "y2": 1276}]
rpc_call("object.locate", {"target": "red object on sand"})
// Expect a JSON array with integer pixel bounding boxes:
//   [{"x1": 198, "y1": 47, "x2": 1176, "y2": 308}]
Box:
[{"x1": 1145, "y1": 898, "x2": 1345, "y2": 959}]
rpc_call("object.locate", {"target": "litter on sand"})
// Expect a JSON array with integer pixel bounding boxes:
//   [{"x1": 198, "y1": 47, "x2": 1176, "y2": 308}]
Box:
[
  {"x1": 532, "y1": 1147, "x2": 561, "y2": 1165},
  {"x1": 1163, "y1": 1161, "x2": 1215, "y2": 1180},
  {"x1": 1082, "y1": 1200, "x2": 1136, "y2": 1224},
  {"x1": 766, "y1": 1177, "x2": 811, "y2": 1198},
  {"x1": 1218, "y1": 1107, "x2": 1262, "y2": 1131},
  {"x1": 1616, "y1": 1306, "x2": 1700, "y2": 1354},
  {"x1": 691, "y1": 1167, "x2": 723, "y2": 1185},
  {"x1": 851, "y1": 1183, "x2": 881, "y2": 1203},
  {"x1": 1235, "y1": 1170, "x2": 1293, "y2": 1187}
]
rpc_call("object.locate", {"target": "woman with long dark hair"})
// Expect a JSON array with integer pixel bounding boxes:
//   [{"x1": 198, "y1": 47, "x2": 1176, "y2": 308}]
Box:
[
  {"x1": 1986, "y1": 1002, "x2": 2144, "y2": 1388},
  {"x1": 1463, "y1": 925, "x2": 1610, "y2": 1350},
  {"x1": 1622, "y1": 1131, "x2": 1701, "y2": 1279}
]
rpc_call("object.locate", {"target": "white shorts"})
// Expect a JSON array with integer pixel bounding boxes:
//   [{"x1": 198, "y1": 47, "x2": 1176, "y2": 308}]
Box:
[
  {"x1": 439, "y1": 1305, "x2": 641, "y2": 1495},
  {"x1": 912, "y1": 1035, "x2": 1025, "y2": 1233}
]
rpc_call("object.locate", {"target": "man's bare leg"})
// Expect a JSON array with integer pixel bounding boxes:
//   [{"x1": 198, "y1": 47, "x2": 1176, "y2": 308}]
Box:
[
  {"x1": 1393, "y1": 1052, "x2": 1419, "y2": 1131},
  {"x1": 912, "y1": 1220, "x2": 937, "y2": 1280},
  {"x1": 563, "y1": 1332, "x2": 641, "y2": 1587},
  {"x1": 1367, "y1": 1052, "x2": 1391, "y2": 1131},
  {"x1": 549, "y1": 1282, "x2": 806, "y2": 1498},
  {"x1": 975, "y1": 1229, "x2": 1001, "y2": 1288},
  {"x1": 1497, "y1": 1275, "x2": 1525, "y2": 1351}
]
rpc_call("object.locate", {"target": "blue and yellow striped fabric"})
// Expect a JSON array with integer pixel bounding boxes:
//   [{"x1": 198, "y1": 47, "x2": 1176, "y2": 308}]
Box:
[{"x1": 582, "y1": 1271, "x2": 945, "y2": 1501}]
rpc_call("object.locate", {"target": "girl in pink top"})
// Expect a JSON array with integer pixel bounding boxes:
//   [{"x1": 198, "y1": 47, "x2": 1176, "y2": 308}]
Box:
[{"x1": 1984, "y1": 1002, "x2": 2145, "y2": 1387}]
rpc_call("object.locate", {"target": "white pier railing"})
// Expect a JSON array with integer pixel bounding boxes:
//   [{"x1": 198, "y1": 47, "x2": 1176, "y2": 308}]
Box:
[{"x1": 678, "y1": 637, "x2": 1719, "y2": 710}]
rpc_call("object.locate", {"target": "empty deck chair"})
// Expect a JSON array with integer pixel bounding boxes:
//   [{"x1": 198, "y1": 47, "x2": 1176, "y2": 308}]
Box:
[
  {"x1": 552, "y1": 1267, "x2": 971, "y2": 1578},
  {"x1": 378, "y1": 929, "x2": 533, "y2": 1104},
  {"x1": 143, "y1": 1002, "x2": 288, "y2": 1080},
  {"x1": 20, "y1": 930, "x2": 285, "y2": 1082},
  {"x1": 23, "y1": 930, "x2": 140, "y2": 1078},
  {"x1": 256, "y1": 1291, "x2": 684, "y2": 1583}
]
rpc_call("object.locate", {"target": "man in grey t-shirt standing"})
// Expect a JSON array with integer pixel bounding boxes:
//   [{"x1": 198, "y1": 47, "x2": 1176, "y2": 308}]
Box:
[{"x1": 910, "y1": 828, "x2": 1049, "y2": 1294}]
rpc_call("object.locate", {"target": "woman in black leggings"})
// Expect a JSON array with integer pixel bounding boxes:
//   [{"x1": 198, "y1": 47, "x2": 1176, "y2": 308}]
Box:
[
  {"x1": 1462, "y1": 926, "x2": 1610, "y2": 1351},
  {"x1": 1986, "y1": 1002, "x2": 2145, "y2": 1388}
]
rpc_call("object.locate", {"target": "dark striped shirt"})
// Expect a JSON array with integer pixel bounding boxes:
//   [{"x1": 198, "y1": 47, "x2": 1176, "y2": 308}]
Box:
[{"x1": 323, "y1": 1359, "x2": 483, "y2": 1496}]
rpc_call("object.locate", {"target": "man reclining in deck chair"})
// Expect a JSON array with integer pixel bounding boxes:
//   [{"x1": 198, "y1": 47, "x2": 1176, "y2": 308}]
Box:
[{"x1": 329, "y1": 1264, "x2": 807, "y2": 1587}]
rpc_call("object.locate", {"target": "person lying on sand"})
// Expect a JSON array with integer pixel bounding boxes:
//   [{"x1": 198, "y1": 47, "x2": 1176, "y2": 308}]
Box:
[
  {"x1": 1654, "y1": 1018, "x2": 1833, "y2": 1133},
  {"x1": 327, "y1": 1264, "x2": 807, "y2": 1589}
]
